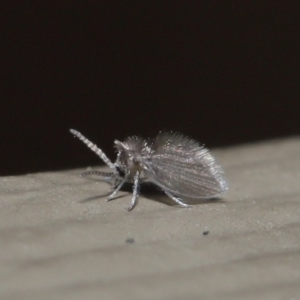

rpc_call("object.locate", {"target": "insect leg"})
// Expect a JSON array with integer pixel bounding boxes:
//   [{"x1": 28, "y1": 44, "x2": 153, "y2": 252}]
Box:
[
  {"x1": 70, "y1": 129, "x2": 117, "y2": 172},
  {"x1": 127, "y1": 171, "x2": 140, "y2": 211},
  {"x1": 106, "y1": 177, "x2": 127, "y2": 201},
  {"x1": 164, "y1": 190, "x2": 191, "y2": 208}
]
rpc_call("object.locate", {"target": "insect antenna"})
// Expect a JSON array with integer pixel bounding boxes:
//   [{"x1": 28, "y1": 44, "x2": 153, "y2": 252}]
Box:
[
  {"x1": 80, "y1": 170, "x2": 115, "y2": 178},
  {"x1": 70, "y1": 129, "x2": 117, "y2": 172}
]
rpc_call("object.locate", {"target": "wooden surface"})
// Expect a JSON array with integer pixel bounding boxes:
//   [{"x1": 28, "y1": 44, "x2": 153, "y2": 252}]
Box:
[{"x1": 1, "y1": 137, "x2": 300, "y2": 300}]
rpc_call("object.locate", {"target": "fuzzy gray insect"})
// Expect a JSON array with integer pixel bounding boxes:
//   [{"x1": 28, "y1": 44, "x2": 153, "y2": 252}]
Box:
[{"x1": 70, "y1": 129, "x2": 228, "y2": 211}]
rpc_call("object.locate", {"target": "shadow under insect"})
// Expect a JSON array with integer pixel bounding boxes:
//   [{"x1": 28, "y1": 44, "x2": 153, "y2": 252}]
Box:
[
  {"x1": 139, "y1": 182, "x2": 225, "y2": 206},
  {"x1": 80, "y1": 179, "x2": 225, "y2": 207}
]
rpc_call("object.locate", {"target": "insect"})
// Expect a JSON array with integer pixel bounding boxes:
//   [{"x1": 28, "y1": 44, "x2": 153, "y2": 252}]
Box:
[{"x1": 70, "y1": 129, "x2": 228, "y2": 211}]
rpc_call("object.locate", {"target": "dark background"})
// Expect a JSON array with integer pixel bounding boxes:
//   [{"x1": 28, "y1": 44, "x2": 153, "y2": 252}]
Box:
[{"x1": 1, "y1": 1, "x2": 299, "y2": 175}]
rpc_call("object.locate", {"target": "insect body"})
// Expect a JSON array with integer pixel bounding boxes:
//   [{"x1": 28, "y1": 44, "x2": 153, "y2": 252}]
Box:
[{"x1": 70, "y1": 129, "x2": 228, "y2": 211}]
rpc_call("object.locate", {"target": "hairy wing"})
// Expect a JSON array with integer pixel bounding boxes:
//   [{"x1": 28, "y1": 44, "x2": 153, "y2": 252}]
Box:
[{"x1": 144, "y1": 132, "x2": 228, "y2": 198}]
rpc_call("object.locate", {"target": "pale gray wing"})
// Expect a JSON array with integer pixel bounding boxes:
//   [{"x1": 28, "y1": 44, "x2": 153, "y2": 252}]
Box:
[{"x1": 144, "y1": 132, "x2": 228, "y2": 198}]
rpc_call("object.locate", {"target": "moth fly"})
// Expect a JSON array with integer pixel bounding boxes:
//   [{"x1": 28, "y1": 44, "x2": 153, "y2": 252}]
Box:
[{"x1": 70, "y1": 129, "x2": 228, "y2": 211}]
